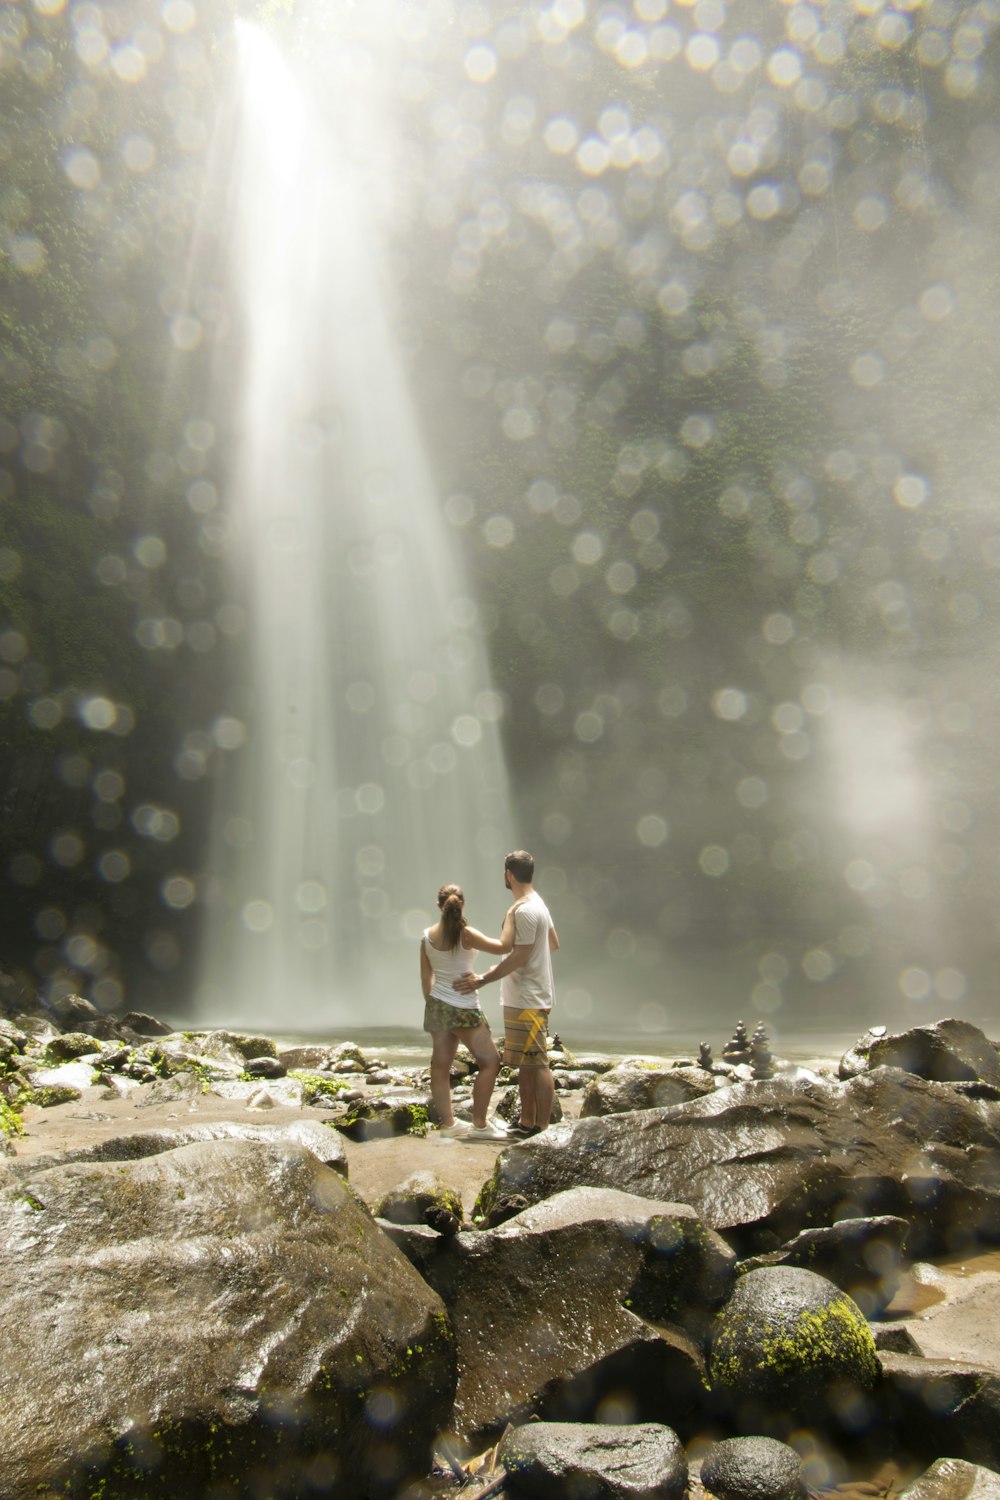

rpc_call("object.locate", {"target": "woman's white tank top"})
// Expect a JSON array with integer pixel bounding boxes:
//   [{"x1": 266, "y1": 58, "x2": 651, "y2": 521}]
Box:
[{"x1": 423, "y1": 929, "x2": 479, "y2": 1008}]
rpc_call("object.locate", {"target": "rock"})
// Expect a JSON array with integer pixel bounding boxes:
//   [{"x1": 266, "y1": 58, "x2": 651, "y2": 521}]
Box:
[
  {"x1": 899, "y1": 1458, "x2": 1000, "y2": 1500},
  {"x1": 20, "y1": 1082, "x2": 82, "y2": 1107},
  {"x1": 868, "y1": 1020, "x2": 1000, "y2": 1087},
  {"x1": 555, "y1": 1071, "x2": 593, "y2": 1091},
  {"x1": 279, "y1": 1044, "x2": 335, "y2": 1071},
  {"x1": 700, "y1": 1437, "x2": 806, "y2": 1500},
  {"x1": 26, "y1": 1059, "x2": 101, "y2": 1093},
  {"x1": 872, "y1": 1323, "x2": 924, "y2": 1356},
  {"x1": 475, "y1": 1071, "x2": 1000, "y2": 1258},
  {"x1": 16, "y1": 1119, "x2": 349, "y2": 1176},
  {"x1": 0, "y1": 1017, "x2": 27, "y2": 1049},
  {"x1": 200, "y1": 1030, "x2": 278, "y2": 1064},
  {"x1": 118, "y1": 1011, "x2": 173, "y2": 1037},
  {"x1": 495, "y1": 1084, "x2": 564, "y2": 1125},
  {"x1": 0, "y1": 1137, "x2": 453, "y2": 1498},
  {"x1": 877, "y1": 1353, "x2": 1000, "y2": 1469},
  {"x1": 839, "y1": 1027, "x2": 888, "y2": 1080},
  {"x1": 498, "y1": 1420, "x2": 687, "y2": 1500},
  {"x1": 333, "y1": 1092, "x2": 430, "y2": 1141},
  {"x1": 49, "y1": 992, "x2": 123, "y2": 1039},
  {"x1": 375, "y1": 1170, "x2": 463, "y2": 1227},
  {"x1": 580, "y1": 1066, "x2": 715, "y2": 1118},
  {"x1": 42, "y1": 1032, "x2": 102, "y2": 1063},
  {"x1": 893, "y1": 1263, "x2": 1000, "y2": 1370},
  {"x1": 329, "y1": 1041, "x2": 371, "y2": 1072},
  {"x1": 209, "y1": 1077, "x2": 305, "y2": 1108},
  {"x1": 243, "y1": 1055, "x2": 287, "y2": 1079},
  {"x1": 707, "y1": 1265, "x2": 878, "y2": 1435},
  {"x1": 394, "y1": 1185, "x2": 732, "y2": 1442},
  {"x1": 737, "y1": 1215, "x2": 910, "y2": 1318}
]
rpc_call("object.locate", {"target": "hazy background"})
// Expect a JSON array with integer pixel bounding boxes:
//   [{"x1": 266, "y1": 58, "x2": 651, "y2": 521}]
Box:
[{"x1": 1, "y1": 0, "x2": 998, "y2": 1045}]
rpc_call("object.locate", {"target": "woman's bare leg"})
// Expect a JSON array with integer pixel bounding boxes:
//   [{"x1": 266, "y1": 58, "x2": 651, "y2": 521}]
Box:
[
  {"x1": 457, "y1": 1023, "x2": 501, "y2": 1128},
  {"x1": 429, "y1": 1030, "x2": 461, "y2": 1125}
]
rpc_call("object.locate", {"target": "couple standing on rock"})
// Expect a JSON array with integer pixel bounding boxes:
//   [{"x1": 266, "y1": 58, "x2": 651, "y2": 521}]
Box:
[{"x1": 420, "y1": 849, "x2": 559, "y2": 1142}]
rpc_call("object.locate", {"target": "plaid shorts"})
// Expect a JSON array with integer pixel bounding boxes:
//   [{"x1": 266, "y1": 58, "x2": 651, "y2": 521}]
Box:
[
  {"x1": 423, "y1": 996, "x2": 490, "y2": 1034},
  {"x1": 502, "y1": 1007, "x2": 549, "y2": 1068}
]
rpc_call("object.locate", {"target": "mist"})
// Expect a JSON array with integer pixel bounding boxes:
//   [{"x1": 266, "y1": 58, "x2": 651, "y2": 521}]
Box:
[{"x1": 1, "y1": 0, "x2": 998, "y2": 1045}]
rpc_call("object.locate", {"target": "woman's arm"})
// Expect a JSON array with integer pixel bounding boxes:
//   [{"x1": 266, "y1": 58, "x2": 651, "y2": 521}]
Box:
[
  {"x1": 463, "y1": 925, "x2": 510, "y2": 956},
  {"x1": 420, "y1": 941, "x2": 433, "y2": 1000}
]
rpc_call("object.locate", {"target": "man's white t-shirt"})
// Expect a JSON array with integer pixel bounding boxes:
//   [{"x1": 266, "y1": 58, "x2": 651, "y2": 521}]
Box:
[{"x1": 500, "y1": 891, "x2": 555, "y2": 1012}]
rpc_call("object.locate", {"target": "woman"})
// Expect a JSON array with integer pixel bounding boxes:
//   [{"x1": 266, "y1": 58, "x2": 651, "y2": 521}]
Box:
[{"x1": 421, "y1": 883, "x2": 513, "y2": 1141}]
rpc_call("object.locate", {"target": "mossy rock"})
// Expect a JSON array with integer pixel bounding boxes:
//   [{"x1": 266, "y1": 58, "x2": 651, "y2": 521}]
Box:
[
  {"x1": 288, "y1": 1070, "x2": 349, "y2": 1106},
  {"x1": 375, "y1": 1171, "x2": 463, "y2": 1227},
  {"x1": 708, "y1": 1265, "x2": 878, "y2": 1433},
  {"x1": 43, "y1": 1033, "x2": 101, "y2": 1064},
  {"x1": 334, "y1": 1094, "x2": 431, "y2": 1141},
  {"x1": 20, "y1": 1085, "x2": 82, "y2": 1108}
]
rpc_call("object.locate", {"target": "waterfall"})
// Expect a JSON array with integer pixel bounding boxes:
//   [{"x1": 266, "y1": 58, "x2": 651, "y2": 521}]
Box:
[{"x1": 197, "y1": 20, "x2": 513, "y2": 1028}]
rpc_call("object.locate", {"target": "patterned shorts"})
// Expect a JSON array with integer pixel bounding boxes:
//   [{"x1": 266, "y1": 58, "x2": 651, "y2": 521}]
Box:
[
  {"x1": 423, "y1": 997, "x2": 490, "y2": 1034},
  {"x1": 502, "y1": 1007, "x2": 549, "y2": 1069}
]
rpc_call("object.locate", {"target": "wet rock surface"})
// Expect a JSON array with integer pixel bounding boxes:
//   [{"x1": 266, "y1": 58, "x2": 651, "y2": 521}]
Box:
[
  {"x1": 876, "y1": 1353, "x2": 1000, "y2": 1470},
  {"x1": 0, "y1": 1135, "x2": 453, "y2": 1499},
  {"x1": 389, "y1": 1185, "x2": 732, "y2": 1442},
  {"x1": 700, "y1": 1436, "x2": 807, "y2": 1500},
  {"x1": 866, "y1": 1020, "x2": 1000, "y2": 1088},
  {"x1": 580, "y1": 1065, "x2": 716, "y2": 1117},
  {"x1": 475, "y1": 1069, "x2": 1000, "y2": 1258},
  {"x1": 899, "y1": 1459, "x2": 1000, "y2": 1500},
  {"x1": 738, "y1": 1215, "x2": 910, "y2": 1317},
  {"x1": 708, "y1": 1265, "x2": 878, "y2": 1434},
  {"x1": 375, "y1": 1168, "x2": 464, "y2": 1226},
  {"x1": 498, "y1": 1419, "x2": 688, "y2": 1500}
]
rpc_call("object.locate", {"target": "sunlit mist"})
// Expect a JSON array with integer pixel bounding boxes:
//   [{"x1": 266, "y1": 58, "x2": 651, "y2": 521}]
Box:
[{"x1": 197, "y1": 17, "x2": 513, "y2": 1026}]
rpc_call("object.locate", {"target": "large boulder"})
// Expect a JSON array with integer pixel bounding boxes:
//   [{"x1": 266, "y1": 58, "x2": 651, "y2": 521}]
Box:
[
  {"x1": 13, "y1": 1118, "x2": 349, "y2": 1176},
  {"x1": 737, "y1": 1215, "x2": 910, "y2": 1317},
  {"x1": 498, "y1": 1420, "x2": 687, "y2": 1500},
  {"x1": 877, "y1": 1354, "x2": 1000, "y2": 1470},
  {"x1": 867, "y1": 1020, "x2": 1000, "y2": 1087},
  {"x1": 580, "y1": 1066, "x2": 716, "y2": 1118},
  {"x1": 707, "y1": 1265, "x2": 878, "y2": 1435},
  {"x1": 0, "y1": 1137, "x2": 453, "y2": 1498},
  {"x1": 475, "y1": 1071, "x2": 1000, "y2": 1257},
  {"x1": 388, "y1": 1185, "x2": 733, "y2": 1443}
]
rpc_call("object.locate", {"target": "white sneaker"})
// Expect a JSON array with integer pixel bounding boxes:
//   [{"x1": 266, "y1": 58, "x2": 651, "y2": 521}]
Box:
[
  {"x1": 463, "y1": 1121, "x2": 509, "y2": 1142},
  {"x1": 437, "y1": 1120, "x2": 472, "y2": 1138}
]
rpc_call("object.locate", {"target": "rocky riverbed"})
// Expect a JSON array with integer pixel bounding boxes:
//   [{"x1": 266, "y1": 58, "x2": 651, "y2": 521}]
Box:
[{"x1": 1, "y1": 984, "x2": 999, "y2": 1500}]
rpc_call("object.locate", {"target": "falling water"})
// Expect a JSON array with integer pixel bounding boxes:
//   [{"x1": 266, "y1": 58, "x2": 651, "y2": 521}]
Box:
[{"x1": 197, "y1": 21, "x2": 513, "y2": 1028}]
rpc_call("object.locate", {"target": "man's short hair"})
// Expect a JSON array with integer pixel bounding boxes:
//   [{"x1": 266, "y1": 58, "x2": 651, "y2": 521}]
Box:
[{"x1": 505, "y1": 850, "x2": 534, "y2": 883}]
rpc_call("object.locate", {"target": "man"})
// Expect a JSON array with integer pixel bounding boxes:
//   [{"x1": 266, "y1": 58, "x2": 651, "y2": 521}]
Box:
[{"x1": 454, "y1": 850, "x2": 559, "y2": 1137}]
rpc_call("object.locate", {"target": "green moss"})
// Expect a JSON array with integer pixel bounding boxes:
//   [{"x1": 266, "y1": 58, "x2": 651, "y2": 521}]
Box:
[
  {"x1": 289, "y1": 1069, "x2": 349, "y2": 1106},
  {"x1": 16, "y1": 1084, "x2": 81, "y2": 1108},
  {"x1": 710, "y1": 1293, "x2": 877, "y2": 1395},
  {"x1": 0, "y1": 1095, "x2": 25, "y2": 1137}
]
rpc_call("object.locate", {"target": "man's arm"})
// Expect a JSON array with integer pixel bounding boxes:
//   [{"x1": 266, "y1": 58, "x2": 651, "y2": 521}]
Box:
[
  {"x1": 549, "y1": 926, "x2": 560, "y2": 952},
  {"x1": 453, "y1": 943, "x2": 532, "y2": 994}
]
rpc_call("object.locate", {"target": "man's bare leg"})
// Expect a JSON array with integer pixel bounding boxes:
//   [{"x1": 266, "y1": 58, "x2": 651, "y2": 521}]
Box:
[
  {"x1": 429, "y1": 1031, "x2": 460, "y2": 1125},
  {"x1": 518, "y1": 1065, "x2": 555, "y2": 1128}
]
